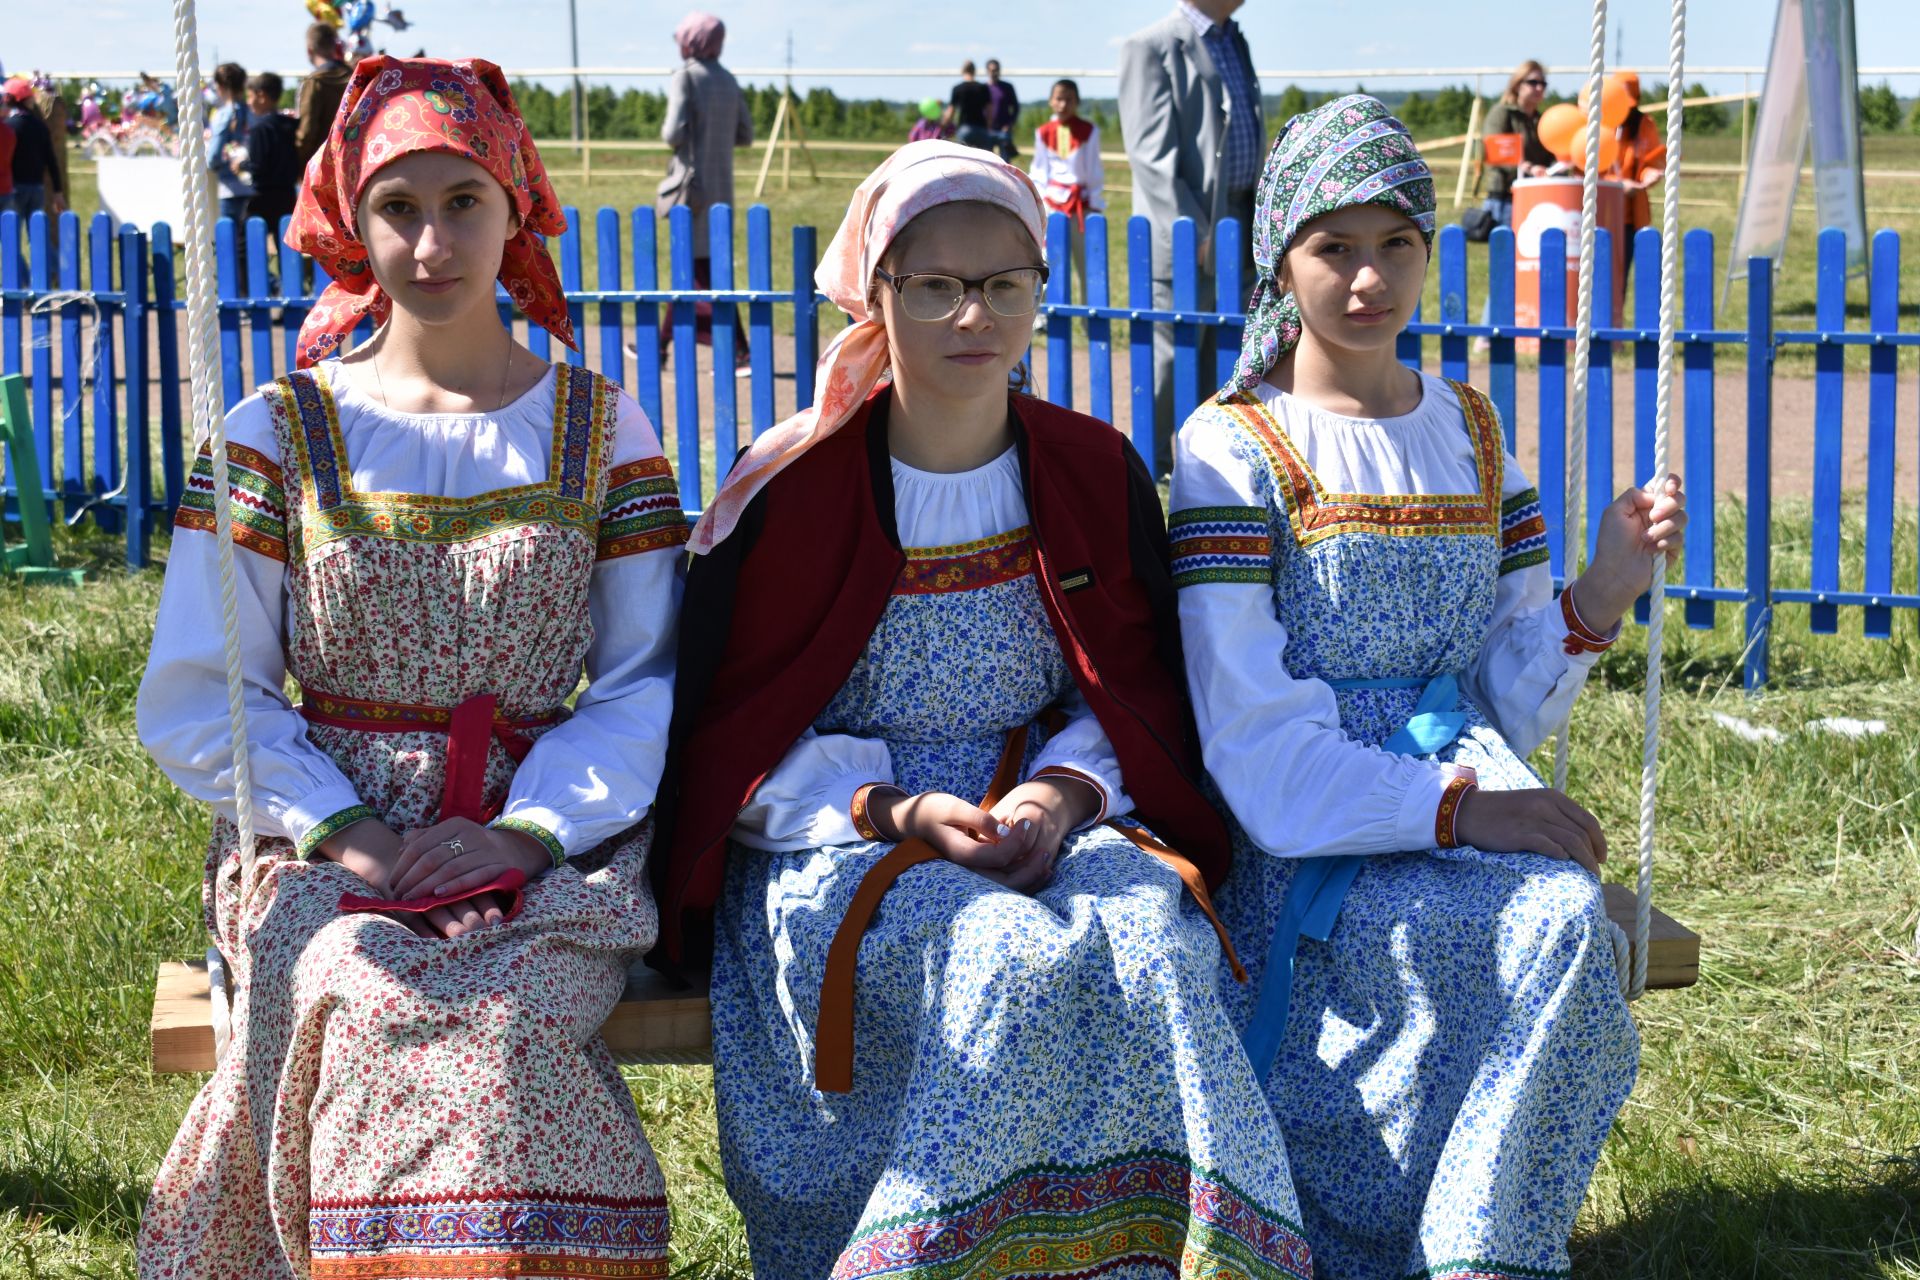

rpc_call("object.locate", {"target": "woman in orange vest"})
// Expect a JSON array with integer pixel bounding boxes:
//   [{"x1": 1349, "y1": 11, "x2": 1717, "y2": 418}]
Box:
[{"x1": 1604, "y1": 71, "x2": 1666, "y2": 282}]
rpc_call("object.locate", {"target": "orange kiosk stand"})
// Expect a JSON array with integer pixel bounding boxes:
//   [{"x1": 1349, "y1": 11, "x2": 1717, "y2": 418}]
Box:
[{"x1": 1511, "y1": 176, "x2": 1626, "y2": 344}]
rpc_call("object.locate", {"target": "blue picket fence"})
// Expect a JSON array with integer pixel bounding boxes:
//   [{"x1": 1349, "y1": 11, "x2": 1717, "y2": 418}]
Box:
[{"x1": 2, "y1": 203, "x2": 1916, "y2": 689}]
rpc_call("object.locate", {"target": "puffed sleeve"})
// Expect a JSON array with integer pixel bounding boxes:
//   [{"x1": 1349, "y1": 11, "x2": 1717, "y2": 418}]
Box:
[
  {"x1": 1027, "y1": 685, "x2": 1131, "y2": 827},
  {"x1": 1170, "y1": 410, "x2": 1458, "y2": 859},
  {"x1": 1027, "y1": 127, "x2": 1054, "y2": 191},
  {"x1": 731, "y1": 728, "x2": 897, "y2": 852},
  {"x1": 1459, "y1": 452, "x2": 1618, "y2": 756},
  {"x1": 136, "y1": 398, "x2": 373, "y2": 855},
  {"x1": 491, "y1": 393, "x2": 687, "y2": 862}
]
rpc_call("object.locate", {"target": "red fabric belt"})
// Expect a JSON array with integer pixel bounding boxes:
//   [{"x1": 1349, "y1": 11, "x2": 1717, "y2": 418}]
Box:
[
  {"x1": 299, "y1": 689, "x2": 560, "y2": 825},
  {"x1": 1047, "y1": 184, "x2": 1092, "y2": 230}
]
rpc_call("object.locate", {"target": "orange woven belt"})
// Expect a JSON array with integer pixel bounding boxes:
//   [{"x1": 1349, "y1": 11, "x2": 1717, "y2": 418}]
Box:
[{"x1": 814, "y1": 721, "x2": 1244, "y2": 1094}]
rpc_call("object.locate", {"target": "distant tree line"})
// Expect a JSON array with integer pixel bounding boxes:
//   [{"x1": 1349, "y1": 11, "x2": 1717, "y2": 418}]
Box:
[
  {"x1": 501, "y1": 78, "x2": 1918, "y2": 146},
  {"x1": 509, "y1": 80, "x2": 1118, "y2": 145}
]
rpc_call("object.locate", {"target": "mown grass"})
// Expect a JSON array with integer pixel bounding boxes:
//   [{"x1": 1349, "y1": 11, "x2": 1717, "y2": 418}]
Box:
[{"x1": 0, "y1": 494, "x2": 1915, "y2": 1277}]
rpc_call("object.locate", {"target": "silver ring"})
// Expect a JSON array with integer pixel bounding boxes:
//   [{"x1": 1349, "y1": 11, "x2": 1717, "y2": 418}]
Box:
[{"x1": 440, "y1": 838, "x2": 465, "y2": 855}]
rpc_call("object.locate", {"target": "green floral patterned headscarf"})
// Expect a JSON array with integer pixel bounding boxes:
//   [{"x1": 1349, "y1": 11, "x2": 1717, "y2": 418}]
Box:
[{"x1": 1221, "y1": 94, "x2": 1436, "y2": 400}]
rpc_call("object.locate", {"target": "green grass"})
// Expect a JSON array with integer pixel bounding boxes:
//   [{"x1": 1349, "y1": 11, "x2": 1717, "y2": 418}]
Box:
[{"x1": 0, "y1": 494, "x2": 1916, "y2": 1277}]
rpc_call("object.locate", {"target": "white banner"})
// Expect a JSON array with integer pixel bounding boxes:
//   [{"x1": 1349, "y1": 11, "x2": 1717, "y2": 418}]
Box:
[
  {"x1": 1727, "y1": 0, "x2": 1867, "y2": 304},
  {"x1": 1728, "y1": 0, "x2": 1810, "y2": 299},
  {"x1": 1804, "y1": 0, "x2": 1868, "y2": 274}
]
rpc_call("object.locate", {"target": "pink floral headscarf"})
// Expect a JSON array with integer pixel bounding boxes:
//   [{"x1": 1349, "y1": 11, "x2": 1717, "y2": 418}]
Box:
[{"x1": 689, "y1": 140, "x2": 1046, "y2": 553}]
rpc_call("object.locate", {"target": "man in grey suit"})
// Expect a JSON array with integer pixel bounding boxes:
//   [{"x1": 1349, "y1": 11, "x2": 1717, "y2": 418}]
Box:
[{"x1": 1119, "y1": 0, "x2": 1263, "y2": 471}]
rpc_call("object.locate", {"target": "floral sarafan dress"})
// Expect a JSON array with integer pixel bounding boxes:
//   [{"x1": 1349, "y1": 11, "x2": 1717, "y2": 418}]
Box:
[
  {"x1": 1170, "y1": 373, "x2": 1640, "y2": 1280},
  {"x1": 136, "y1": 361, "x2": 688, "y2": 1279},
  {"x1": 710, "y1": 447, "x2": 1313, "y2": 1280}
]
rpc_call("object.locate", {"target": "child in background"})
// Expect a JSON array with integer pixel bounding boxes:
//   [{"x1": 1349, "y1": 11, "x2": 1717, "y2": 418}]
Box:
[
  {"x1": 1027, "y1": 79, "x2": 1103, "y2": 315},
  {"x1": 242, "y1": 72, "x2": 301, "y2": 233},
  {"x1": 907, "y1": 96, "x2": 950, "y2": 143}
]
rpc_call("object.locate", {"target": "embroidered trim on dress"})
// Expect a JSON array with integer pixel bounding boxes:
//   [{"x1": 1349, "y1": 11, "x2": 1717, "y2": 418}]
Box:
[
  {"x1": 1435, "y1": 776, "x2": 1475, "y2": 848},
  {"x1": 492, "y1": 816, "x2": 567, "y2": 868},
  {"x1": 1499, "y1": 487, "x2": 1549, "y2": 576},
  {"x1": 1218, "y1": 382, "x2": 1503, "y2": 549},
  {"x1": 1169, "y1": 505, "x2": 1273, "y2": 587},
  {"x1": 298, "y1": 804, "x2": 378, "y2": 858},
  {"x1": 1405, "y1": 1259, "x2": 1572, "y2": 1280},
  {"x1": 894, "y1": 526, "x2": 1036, "y2": 595},
  {"x1": 849, "y1": 783, "x2": 894, "y2": 842},
  {"x1": 599, "y1": 456, "x2": 691, "y2": 560},
  {"x1": 311, "y1": 1260, "x2": 666, "y2": 1278},
  {"x1": 174, "y1": 442, "x2": 291, "y2": 562},
  {"x1": 300, "y1": 690, "x2": 561, "y2": 734},
  {"x1": 308, "y1": 1191, "x2": 670, "y2": 1264},
  {"x1": 832, "y1": 1152, "x2": 1311, "y2": 1280},
  {"x1": 1559, "y1": 586, "x2": 1617, "y2": 656},
  {"x1": 1031, "y1": 765, "x2": 1111, "y2": 826},
  {"x1": 267, "y1": 363, "x2": 614, "y2": 555}
]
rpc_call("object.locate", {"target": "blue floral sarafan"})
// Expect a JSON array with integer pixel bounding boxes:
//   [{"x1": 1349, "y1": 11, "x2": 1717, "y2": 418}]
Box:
[
  {"x1": 1223, "y1": 94, "x2": 1438, "y2": 398},
  {"x1": 711, "y1": 522, "x2": 1314, "y2": 1280}
]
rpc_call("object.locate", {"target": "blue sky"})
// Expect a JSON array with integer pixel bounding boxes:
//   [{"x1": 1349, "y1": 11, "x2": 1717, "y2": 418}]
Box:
[{"x1": 8, "y1": 0, "x2": 1919, "y2": 98}]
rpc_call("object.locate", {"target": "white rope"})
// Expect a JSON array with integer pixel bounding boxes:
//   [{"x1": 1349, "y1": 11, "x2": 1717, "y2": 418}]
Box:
[
  {"x1": 1633, "y1": 0, "x2": 1687, "y2": 1002},
  {"x1": 172, "y1": 0, "x2": 257, "y2": 881},
  {"x1": 1551, "y1": 0, "x2": 1638, "y2": 998},
  {"x1": 1553, "y1": 0, "x2": 1608, "y2": 800}
]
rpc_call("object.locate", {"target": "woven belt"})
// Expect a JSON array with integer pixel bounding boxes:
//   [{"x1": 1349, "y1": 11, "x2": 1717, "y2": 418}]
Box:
[
  {"x1": 299, "y1": 689, "x2": 561, "y2": 825},
  {"x1": 814, "y1": 720, "x2": 1244, "y2": 1094}
]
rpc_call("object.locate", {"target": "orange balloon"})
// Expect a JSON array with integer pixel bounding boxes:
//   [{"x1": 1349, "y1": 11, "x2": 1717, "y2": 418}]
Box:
[
  {"x1": 1537, "y1": 102, "x2": 1585, "y2": 162},
  {"x1": 1570, "y1": 122, "x2": 1621, "y2": 173},
  {"x1": 1579, "y1": 74, "x2": 1639, "y2": 130}
]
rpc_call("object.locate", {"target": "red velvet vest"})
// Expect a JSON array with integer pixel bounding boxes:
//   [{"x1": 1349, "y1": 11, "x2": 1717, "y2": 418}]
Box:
[{"x1": 652, "y1": 389, "x2": 1229, "y2": 960}]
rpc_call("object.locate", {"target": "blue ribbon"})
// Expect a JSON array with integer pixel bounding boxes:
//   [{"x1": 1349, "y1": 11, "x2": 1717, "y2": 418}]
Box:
[{"x1": 1240, "y1": 672, "x2": 1467, "y2": 1084}]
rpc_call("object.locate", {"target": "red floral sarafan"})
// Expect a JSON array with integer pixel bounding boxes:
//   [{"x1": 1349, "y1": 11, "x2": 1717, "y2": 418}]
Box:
[{"x1": 287, "y1": 56, "x2": 576, "y2": 367}]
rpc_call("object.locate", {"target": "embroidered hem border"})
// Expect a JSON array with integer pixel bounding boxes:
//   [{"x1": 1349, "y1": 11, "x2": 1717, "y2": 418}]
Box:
[
  {"x1": 831, "y1": 1153, "x2": 1310, "y2": 1280},
  {"x1": 1403, "y1": 1260, "x2": 1571, "y2": 1280},
  {"x1": 309, "y1": 1193, "x2": 670, "y2": 1277},
  {"x1": 309, "y1": 1256, "x2": 668, "y2": 1278}
]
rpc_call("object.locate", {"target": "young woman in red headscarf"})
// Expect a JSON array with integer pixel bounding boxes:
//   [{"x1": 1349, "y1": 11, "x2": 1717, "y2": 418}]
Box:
[{"x1": 135, "y1": 58, "x2": 685, "y2": 1279}]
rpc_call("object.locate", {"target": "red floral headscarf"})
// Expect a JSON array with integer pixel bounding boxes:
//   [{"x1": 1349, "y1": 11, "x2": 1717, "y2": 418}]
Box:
[{"x1": 287, "y1": 56, "x2": 575, "y2": 368}]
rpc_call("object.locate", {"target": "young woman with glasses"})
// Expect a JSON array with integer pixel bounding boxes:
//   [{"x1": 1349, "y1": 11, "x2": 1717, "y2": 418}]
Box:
[{"x1": 652, "y1": 140, "x2": 1312, "y2": 1280}]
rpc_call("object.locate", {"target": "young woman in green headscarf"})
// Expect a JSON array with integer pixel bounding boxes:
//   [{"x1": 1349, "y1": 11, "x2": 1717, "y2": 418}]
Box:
[{"x1": 1168, "y1": 94, "x2": 1688, "y2": 1280}]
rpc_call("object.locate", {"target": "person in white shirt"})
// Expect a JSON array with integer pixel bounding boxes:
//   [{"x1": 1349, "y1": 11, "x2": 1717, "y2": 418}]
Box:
[
  {"x1": 1026, "y1": 78, "x2": 1105, "y2": 316},
  {"x1": 1170, "y1": 94, "x2": 1686, "y2": 1280},
  {"x1": 134, "y1": 57, "x2": 681, "y2": 1280}
]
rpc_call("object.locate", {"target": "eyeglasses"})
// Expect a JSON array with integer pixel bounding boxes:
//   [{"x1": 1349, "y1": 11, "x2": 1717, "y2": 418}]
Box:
[
  {"x1": 873, "y1": 265, "x2": 1050, "y2": 321},
  {"x1": 1521, "y1": 78, "x2": 1548, "y2": 89}
]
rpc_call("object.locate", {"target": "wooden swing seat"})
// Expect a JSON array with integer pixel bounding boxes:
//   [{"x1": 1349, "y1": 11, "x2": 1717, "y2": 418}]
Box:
[{"x1": 149, "y1": 884, "x2": 1697, "y2": 1074}]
